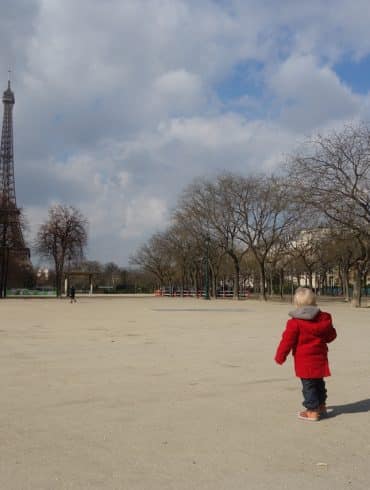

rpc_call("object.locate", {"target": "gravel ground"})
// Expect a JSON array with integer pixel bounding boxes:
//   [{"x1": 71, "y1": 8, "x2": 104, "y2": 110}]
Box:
[{"x1": 0, "y1": 297, "x2": 369, "y2": 490}]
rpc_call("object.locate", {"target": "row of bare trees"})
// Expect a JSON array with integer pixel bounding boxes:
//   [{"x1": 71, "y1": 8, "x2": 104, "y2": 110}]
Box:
[
  {"x1": 131, "y1": 124, "x2": 370, "y2": 307},
  {"x1": 16, "y1": 124, "x2": 369, "y2": 305},
  {"x1": 34, "y1": 205, "x2": 152, "y2": 296}
]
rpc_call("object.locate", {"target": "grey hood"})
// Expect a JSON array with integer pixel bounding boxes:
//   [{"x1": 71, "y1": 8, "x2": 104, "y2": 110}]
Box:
[{"x1": 289, "y1": 306, "x2": 320, "y2": 320}]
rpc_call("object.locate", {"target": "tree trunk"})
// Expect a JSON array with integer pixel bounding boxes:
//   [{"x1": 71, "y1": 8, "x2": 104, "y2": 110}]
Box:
[
  {"x1": 308, "y1": 271, "x2": 313, "y2": 289},
  {"x1": 209, "y1": 263, "x2": 217, "y2": 299},
  {"x1": 192, "y1": 268, "x2": 198, "y2": 294},
  {"x1": 229, "y1": 253, "x2": 240, "y2": 300},
  {"x1": 351, "y1": 265, "x2": 363, "y2": 307},
  {"x1": 296, "y1": 273, "x2": 301, "y2": 287},
  {"x1": 180, "y1": 267, "x2": 185, "y2": 297},
  {"x1": 322, "y1": 269, "x2": 328, "y2": 293},
  {"x1": 269, "y1": 272, "x2": 273, "y2": 297},
  {"x1": 338, "y1": 266, "x2": 344, "y2": 297},
  {"x1": 212, "y1": 275, "x2": 217, "y2": 299},
  {"x1": 234, "y1": 264, "x2": 240, "y2": 299},
  {"x1": 252, "y1": 273, "x2": 258, "y2": 294},
  {"x1": 343, "y1": 268, "x2": 350, "y2": 301},
  {"x1": 55, "y1": 270, "x2": 63, "y2": 298},
  {"x1": 213, "y1": 270, "x2": 218, "y2": 299},
  {"x1": 259, "y1": 263, "x2": 267, "y2": 301},
  {"x1": 279, "y1": 269, "x2": 284, "y2": 299}
]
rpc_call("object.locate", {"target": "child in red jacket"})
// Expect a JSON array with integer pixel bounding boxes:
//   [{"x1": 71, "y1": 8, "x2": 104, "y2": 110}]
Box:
[{"x1": 275, "y1": 287, "x2": 337, "y2": 421}]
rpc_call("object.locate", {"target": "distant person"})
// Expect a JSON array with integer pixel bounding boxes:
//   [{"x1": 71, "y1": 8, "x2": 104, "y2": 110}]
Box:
[
  {"x1": 70, "y1": 285, "x2": 76, "y2": 303},
  {"x1": 274, "y1": 287, "x2": 337, "y2": 421}
]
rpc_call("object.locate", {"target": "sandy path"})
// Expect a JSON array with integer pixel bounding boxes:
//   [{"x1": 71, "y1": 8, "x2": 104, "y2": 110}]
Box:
[{"x1": 0, "y1": 297, "x2": 369, "y2": 489}]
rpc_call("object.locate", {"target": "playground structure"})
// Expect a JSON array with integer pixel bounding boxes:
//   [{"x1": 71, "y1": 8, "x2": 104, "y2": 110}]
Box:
[{"x1": 64, "y1": 271, "x2": 96, "y2": 296}]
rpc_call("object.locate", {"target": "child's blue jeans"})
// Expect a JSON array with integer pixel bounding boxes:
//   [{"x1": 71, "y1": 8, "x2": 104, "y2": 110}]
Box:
[{"x1": 301, "y1": 378, "x2": 327, "y2": 409}]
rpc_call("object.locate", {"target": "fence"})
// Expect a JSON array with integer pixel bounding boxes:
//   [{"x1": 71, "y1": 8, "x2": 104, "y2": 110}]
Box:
[
  {"x1": 155, "y1": 288, "x2": 250, "y2": 299},
  {"x1": 6, "y1": 288, "x2": 56, "y2": 297}
]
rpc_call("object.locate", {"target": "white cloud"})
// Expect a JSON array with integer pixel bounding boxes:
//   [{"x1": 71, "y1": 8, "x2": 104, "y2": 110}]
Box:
[
  {"x1": 155, "y1": 70, "x2": 202, "y2": 95},
  {"x1": 153, "y1": 69, "x2": 205, "y2": 114},
  {"x1": 121, "y1": 197, "x2": 168, "y2": 240},
  {"x1": 267, "y1": 55, "x2": 360, "y2": 130}
]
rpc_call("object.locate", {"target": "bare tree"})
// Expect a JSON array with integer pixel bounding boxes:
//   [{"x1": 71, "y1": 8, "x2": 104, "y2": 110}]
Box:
[
  {"x1": 288, "y1": 124, "x2": 370, "y2": 233},
  {"x1": 35, "y1": 205, "x2": 88, "y2": 297},
  {"x1": 234, "y1": 175, "x2": 296, "y2": 301},
  {"x1": 288, "y1": 124, "x2": 370, "y2": 306},
  {"x1": 336, "y1": 238, "x2": 357, "y2": 302},
  {"x1": 178, "y1": 175, "x2": 247, "y2": 299},
  {"x1": 168, "y1": 217, "x2": 201, "y2": 293},
  {"x1": 129, "y1": 232, "x2": 176, "y2": 288},
  {"x1": 173, "y1": 205, "x2": 226, "y2": 297},
  {"x1": 265, "y1": 235, "x2": 292, "y2": 298},
  {"x1": 102, "y1": 262, "x2": 122, "y2": 288},
  {"x1": 287, "y1": 228, "x2": 324, "y2": 289}
]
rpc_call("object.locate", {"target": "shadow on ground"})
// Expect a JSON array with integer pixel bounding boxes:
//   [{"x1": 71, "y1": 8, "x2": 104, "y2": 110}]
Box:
[{"x1": 327, "y1": 399, "x2": 370, "y2": 417}]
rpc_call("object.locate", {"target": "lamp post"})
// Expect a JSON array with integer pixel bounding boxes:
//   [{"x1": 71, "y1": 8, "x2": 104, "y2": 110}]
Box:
[{"x1": 204, "y1": 234, "x2": 210, "y2": 300}]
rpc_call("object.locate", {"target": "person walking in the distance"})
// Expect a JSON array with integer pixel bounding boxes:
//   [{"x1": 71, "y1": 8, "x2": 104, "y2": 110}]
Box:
[
  {"x1": 70, "y1": 285, "x2": 77, "y2": 303},
  {"x1": 274, "y1": 287, "x2": 337, "y2": 421}
]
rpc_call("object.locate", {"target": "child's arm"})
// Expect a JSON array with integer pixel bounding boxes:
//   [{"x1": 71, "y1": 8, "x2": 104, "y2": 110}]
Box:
[
  {"x1": 274, "y1": 319, "x2": 299, "y2": 365},
  {"x1": 326, "y1": 326, "x2": 337, "y2": 343},
  {"x1": 324, "y1": 314, "x2": 337, "y2": 343}
]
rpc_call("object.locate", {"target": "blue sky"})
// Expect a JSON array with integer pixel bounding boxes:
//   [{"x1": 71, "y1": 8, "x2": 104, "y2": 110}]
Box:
[
  {"x1": 334, "y1": 55, "x2": 370, "y2": 94},
  {"x1": 2, "y1": 0, "x2": 370, "y2": 265},
  {"x1": 220, "y1": 57, "x2": 370, "y2": 105},
  {"x1": 216, "y1": 61, "x2": 264, "y2": 101}
]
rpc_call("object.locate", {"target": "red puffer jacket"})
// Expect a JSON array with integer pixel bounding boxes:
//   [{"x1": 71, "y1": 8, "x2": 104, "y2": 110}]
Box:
[{"x1": 275, "y1": 307, "x2": 337, "y2": 378}]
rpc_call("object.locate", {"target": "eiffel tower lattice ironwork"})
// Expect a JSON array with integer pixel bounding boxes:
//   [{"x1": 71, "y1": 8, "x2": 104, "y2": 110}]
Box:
[{"x1": 0, "y1": 78, "x2": 30, "y2": 297}]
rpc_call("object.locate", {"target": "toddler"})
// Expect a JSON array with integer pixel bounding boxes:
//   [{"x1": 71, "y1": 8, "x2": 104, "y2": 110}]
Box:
[{"x1": 275, "y1": 287, "x2": 337, "y2": 421}]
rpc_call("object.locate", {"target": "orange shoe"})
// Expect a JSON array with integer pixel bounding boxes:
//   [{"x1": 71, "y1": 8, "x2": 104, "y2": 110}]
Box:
[{"x1": 298, "y1": 410, "x2": 320, "y2": 421}]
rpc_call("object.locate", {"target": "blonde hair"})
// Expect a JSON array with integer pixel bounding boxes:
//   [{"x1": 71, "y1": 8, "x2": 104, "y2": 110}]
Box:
[{"x1": 293, "y1": 287, "x2": 317, "y2": 307}]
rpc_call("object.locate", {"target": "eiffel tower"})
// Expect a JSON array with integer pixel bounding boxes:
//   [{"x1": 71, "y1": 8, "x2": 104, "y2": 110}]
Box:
[{"x1": 0, "y1": 77, "x2": 30, "y2": 297}]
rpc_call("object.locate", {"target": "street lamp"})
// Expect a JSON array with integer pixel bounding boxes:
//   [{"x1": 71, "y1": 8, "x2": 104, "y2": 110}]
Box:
[{"x1": 204, "y1": 234, "x2": 211, "y2": 300}]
